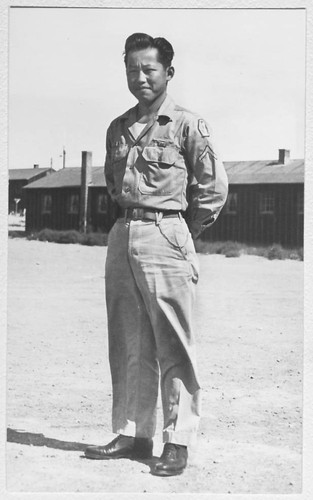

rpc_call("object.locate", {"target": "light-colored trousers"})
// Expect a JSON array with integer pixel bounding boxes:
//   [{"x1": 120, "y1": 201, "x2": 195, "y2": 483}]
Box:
[{"x1": 105, "y1": 214, "x2": 201, "y2": 446}]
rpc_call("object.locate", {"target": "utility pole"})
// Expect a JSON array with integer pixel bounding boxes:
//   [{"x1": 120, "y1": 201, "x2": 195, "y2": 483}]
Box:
[
  {"x1": 80, "y1": 151, "x2": 92, "y2": 234},
  {"x1": 62, "y1": 147, "x2": 66, "y2": 169},
  {"x1": 59, "y1": 148, "x2": 66, "y2": 169}
]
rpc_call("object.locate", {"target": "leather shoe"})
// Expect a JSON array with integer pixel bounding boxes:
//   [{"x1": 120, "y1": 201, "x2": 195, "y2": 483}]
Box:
[
  {"x1": 84, "y1": 434, "x2": 153, "y2": 460},
  {"x1": 152, "y1": 443, "x2": 188, "y2": 476}
]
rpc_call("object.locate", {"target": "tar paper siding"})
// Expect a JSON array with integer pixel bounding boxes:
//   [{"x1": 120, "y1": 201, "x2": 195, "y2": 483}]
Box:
[
  {"x1": 25, "y1": 183, "x2": 304, "y2": 247},
  {"x1": 89, "y1": 187, "x2": 117, "y2": 232},
  {"x1": 202, "y1": 183, "x2": 304, "y2": 247},
  {"x1": 25, "y1": 187, "x2": 113, "y2": 233}
]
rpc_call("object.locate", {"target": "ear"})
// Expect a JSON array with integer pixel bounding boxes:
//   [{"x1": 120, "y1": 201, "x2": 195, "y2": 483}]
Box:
[{"x1": 166, "y1": 66, "x2": 175, "y2": 81}]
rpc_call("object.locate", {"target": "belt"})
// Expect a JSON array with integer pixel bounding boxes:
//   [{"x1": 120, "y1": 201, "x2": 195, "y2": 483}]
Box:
[{"x1": 118, "y1": 207, "x2": 181, "y2": 221}]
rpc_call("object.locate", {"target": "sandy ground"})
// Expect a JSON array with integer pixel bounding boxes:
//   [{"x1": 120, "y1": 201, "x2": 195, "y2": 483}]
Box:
[{"x1": 6, "y1": 219, "x2": 303, "y2": 494}]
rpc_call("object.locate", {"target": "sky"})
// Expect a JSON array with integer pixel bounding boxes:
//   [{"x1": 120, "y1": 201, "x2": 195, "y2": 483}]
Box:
[{"x1": 8, "y1": 7, "x2": 306, "y2": 170}]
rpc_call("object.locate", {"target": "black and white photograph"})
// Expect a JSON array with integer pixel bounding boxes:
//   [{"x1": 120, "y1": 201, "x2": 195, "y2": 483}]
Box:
[{"x1": 2, "y1": 2, "x2": 312, "y2": 497}]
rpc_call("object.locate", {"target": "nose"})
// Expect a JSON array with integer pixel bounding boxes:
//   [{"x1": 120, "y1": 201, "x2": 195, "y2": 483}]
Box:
[{"x1": 136, "y1": 70, "x2": 146, "y2": 84}]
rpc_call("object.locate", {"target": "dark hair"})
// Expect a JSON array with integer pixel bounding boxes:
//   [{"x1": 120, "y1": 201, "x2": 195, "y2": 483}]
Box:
[{"x1": 124, "y1": 33, "x2": 174, "y2": 68}]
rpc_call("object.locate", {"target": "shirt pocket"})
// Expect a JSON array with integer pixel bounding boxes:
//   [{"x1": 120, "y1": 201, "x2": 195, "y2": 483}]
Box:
[{"x1": 139, "y1": 146, "x2": 182, "y2": 196}]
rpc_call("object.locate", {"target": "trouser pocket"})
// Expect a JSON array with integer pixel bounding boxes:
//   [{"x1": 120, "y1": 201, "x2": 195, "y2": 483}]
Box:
[{"x1": 158, "y1": 218, "x2": 200, "y2": 284}]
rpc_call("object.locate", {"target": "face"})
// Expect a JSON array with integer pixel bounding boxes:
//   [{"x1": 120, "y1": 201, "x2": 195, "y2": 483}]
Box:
[{"x1": 126, "y1": 47, "x2": 174, "y2": 105}]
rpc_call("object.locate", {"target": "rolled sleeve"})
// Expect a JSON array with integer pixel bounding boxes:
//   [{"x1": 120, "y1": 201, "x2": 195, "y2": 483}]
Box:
[{"x1": 184, "y1": 116, "x2": 228, "y2": 239}]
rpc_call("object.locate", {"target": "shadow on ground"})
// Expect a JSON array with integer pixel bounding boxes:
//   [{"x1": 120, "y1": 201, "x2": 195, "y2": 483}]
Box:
[
  {"x1": 7, "y1": 428, "x2": 89, "y2": 452},
  {"x1": 7, "y1": 428, "x2": 158, "y2": 470}
]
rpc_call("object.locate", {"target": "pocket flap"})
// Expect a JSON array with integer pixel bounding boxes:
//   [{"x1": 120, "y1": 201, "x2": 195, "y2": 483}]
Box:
[{"x1": 142, "y1": 146, "x2": 179, "y2": 165}]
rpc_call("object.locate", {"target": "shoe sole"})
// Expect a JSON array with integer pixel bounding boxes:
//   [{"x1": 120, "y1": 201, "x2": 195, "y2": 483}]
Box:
[
  {"x1": 151, "y1": 468, "x2": 185, "y2": 477},
  {"x1": 84, "y1": 452, "x2": 152, "y2": 460}
]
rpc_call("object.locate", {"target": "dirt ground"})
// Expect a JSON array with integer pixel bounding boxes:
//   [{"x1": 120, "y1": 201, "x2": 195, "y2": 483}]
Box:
[{"x1": 6, "y1": 219, "x2": 303, "y2": 494}]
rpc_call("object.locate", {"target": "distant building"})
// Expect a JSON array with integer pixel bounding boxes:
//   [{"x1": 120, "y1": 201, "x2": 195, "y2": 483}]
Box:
[
  {"x1": 206, "y1": 149, "x2": 304, "y2": 247},
  {"x1": 23, "y1": 166, "x2": 115, "y2": 233},
  {"x1": 8, "y1": 166, "x2": 53, "y2": 213},
  {"x1": 23, "y1": 149, "x2": 304, "y2": 247}
]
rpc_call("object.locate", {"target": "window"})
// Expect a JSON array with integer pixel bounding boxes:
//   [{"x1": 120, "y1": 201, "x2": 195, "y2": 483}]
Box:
[
  {"x1": 67, "y1": 194, "x2": 79, "y2": 214},
  {"x1": 297, "y1": 191, "x2": 304, "y2": 215},
  {"x1": 225, "y1": 192, "x2": 238, "y2": 214},
  {"x1": 42, "y1": 194, "x2": 52, "y2": 214},
  {"x1": 259, "y1": 192, "x2": 275, "y2": 214},
  {"x1": 97, "y1": 193, "x2": 108, "y2": 214}
]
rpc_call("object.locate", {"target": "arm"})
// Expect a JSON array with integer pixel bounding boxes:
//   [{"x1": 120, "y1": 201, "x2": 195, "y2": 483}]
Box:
[
  {"x1": 104, "y1": 126, "x2": 115, "y2": 199},
  {"x1": 183, "y1": 116, "x2": 228, "y2": 239},
  {"x1": 104, "y1": 125, "x2": 121, "y2": 223}
]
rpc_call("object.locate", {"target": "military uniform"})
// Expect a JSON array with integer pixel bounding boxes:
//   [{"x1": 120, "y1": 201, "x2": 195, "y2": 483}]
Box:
[{"x1": 104, "y1": 95, "x2": 228, "y2": 447}]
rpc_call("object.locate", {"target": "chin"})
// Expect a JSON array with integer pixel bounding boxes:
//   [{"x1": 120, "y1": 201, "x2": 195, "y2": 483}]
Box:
[{"x1": 136, "y1": 94, "x2": 154, "y2": 104}]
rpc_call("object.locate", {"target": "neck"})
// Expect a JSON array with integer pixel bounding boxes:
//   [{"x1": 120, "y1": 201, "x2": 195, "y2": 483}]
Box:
[{"x1": 137, "y1": 92, "x2": 167, "y2": 122}]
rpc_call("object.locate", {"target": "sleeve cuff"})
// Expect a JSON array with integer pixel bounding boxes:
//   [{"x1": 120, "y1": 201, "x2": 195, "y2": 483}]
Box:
[{"x1": 189, "y1": 217, "x2": 216, "y2": 239}]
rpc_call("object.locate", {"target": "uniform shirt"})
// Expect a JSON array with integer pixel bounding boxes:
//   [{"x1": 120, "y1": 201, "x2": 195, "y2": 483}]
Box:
[{"x1": 104, "y1": 95, "x2": 228, "y2": 238}]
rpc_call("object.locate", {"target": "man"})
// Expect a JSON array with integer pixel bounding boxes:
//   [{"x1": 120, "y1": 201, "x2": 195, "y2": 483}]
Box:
[{"x1": 85, "y1": 33, "x2": 228, "y2": 476}]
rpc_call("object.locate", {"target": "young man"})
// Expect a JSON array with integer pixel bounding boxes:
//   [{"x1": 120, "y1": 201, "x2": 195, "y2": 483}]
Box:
[{"x1": 85, "y1": 33, "x2": 228, "y2": 476}]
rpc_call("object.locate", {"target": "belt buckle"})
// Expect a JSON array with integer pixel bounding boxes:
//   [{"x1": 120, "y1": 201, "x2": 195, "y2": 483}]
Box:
[{"x1": 132, "y1": 207, "x2": 143, "y2": 220}]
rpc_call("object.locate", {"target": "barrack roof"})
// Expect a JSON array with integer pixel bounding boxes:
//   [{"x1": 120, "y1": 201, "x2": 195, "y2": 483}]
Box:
[
  {"x1": 224, "y1": 159, "x2": 304, "y2": 184},
  {"x1": 9, "y1": 168, "x2": 52, "y2": 181},
  {"x1": 23, "y1": 167, "x2": 106, "y2": 189},
  {"x1": 23, "y1": 158, "x2": 304, "y2": 190}
]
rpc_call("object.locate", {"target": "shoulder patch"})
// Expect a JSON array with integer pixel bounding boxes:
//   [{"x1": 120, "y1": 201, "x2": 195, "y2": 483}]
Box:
[{"x1": 198, "y1": 119, "x2": 210, "y2": 138}]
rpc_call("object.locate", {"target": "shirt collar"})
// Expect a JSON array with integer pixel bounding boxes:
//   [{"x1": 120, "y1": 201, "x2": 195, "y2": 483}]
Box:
[
  {"x1": 156, "y1": 94, "x2": 175, "y2": 121},
  {"x1": 120, "y1": 94, "x2": 176, "y2": 123}
]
